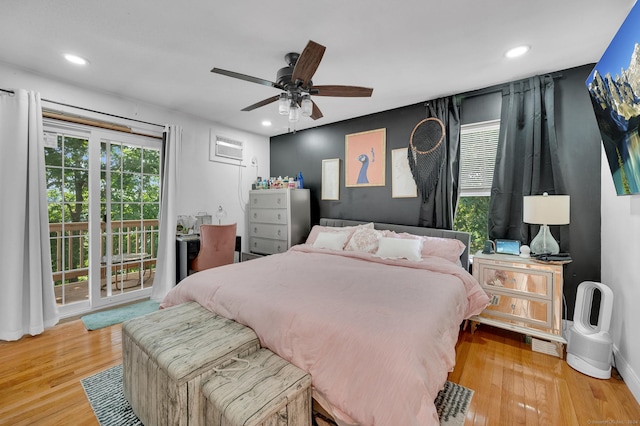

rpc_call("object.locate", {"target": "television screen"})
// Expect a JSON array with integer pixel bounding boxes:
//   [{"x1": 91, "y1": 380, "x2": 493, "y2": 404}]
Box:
[{"x1": 586, "y1": 2, "x2": 640, "y2": 195}]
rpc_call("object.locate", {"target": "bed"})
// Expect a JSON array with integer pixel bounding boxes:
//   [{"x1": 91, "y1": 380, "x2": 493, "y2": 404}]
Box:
[{"x1": 161, "y1": 219, "x2": 489, "y2": 426}]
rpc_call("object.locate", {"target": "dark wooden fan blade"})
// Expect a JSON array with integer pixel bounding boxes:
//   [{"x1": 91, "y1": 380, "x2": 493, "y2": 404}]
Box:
[
  {"x1": 241, "y1": 95, "x2": 280, "y2": 112},
  {"x1": 291, "y1": 41, "x2": 326, "y2": 87},
  {"x1": 211, "y1": 68, "x2": 284, "y2": 90},
  {"x1": 311, "y1": 100, "x2": 323, "y2": 120},
  {"x1": 312, "y1": 85, "x2": 373, "y2": 97}
]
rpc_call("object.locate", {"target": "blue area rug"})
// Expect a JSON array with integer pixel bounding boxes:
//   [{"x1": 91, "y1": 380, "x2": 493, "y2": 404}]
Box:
[
  {"x1": 81, "y1": 300, "x2": 159, "y2": 330},
  {"x1": 82, "y1": 364, "x2": 472, "y2": 426},
  {"x1": 81, "y1": 364, "x2": 141, "y2": 426}
]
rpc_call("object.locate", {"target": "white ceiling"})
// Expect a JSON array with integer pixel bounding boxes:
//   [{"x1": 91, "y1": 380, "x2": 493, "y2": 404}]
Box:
[{"x1": 1, "y1": 0, "x2": 635, "y2": 137}]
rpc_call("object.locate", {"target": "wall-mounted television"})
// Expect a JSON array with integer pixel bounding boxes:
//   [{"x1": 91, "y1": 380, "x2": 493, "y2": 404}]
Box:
[{"x1": 586, "y1": 2, "x2": 640, "y2": 195}]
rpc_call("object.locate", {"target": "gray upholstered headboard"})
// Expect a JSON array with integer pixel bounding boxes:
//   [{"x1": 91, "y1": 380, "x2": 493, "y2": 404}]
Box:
[{"x1": 319, "y1": 218, "x2": 471, "y2": 270}]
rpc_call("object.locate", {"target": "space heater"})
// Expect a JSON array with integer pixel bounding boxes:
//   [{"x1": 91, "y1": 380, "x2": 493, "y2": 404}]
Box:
[{"x1": 566, "y1": 281, "x2": 614, "y2": 379}]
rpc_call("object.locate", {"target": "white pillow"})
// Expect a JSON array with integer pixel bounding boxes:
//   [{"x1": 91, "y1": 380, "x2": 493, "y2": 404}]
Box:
[
  {"x1": 375, "y1": 237, "x2": 423, "y2": 261},
  {"x1": 312, "y1": 231, "x2": 351, "y2": 251}
]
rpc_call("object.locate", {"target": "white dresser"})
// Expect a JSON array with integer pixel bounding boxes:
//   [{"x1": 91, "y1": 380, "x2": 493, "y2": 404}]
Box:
[
  {"x1": 470, "y1": 252, "x2": 567, "y2": 355},
  {"x1": 248, "y1": 189, "x2": 310, "y2": 255}
]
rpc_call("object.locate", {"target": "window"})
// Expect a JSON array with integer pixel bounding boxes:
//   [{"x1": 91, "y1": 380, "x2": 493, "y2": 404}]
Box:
[{"x1": 454, "y1": 120, "x2": 500, "y2": 255}]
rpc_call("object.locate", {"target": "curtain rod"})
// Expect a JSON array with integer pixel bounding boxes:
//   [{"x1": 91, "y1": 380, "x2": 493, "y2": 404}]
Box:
[
  {"x1": 42, "y1": 110, "x2": 163, "y2": 140},
  {"x1": 1, "y1": 87, "x2": 164, "y2": 128},
  {"x1": 456, "y1": 72, "x2": 565, "y2": 101}
]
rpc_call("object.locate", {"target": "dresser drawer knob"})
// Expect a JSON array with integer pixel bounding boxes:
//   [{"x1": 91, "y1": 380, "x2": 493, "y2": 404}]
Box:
[
  {"x1": 253, "y1": 213, "x2": 257, "y2": 219},
  {"x1": 254, "y1": 227, "x2": 257, "y2": 233},
  {"x1": 277, "y1": 230, "x2": 281, "y2": 236},
  {"x1": 277, "y1": 213, "x2": 281, "y2": 220},
  {"x1": 277, "y1": 198, "x2": 281, "y2": 204}
]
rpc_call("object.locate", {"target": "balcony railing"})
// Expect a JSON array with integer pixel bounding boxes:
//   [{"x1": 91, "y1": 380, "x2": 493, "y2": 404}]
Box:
[{"x1": 49, "y1": 219, "x2": 159, "y2": 285}]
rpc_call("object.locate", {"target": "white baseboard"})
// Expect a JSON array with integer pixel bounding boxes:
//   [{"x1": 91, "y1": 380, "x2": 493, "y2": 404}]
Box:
[{"x1": 613, "y1": 344, "x2": 640, "y2": 406}]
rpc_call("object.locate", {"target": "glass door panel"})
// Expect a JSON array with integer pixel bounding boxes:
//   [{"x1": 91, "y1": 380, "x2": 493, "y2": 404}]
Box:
[
  {"x1": 45, "y1": 133, "x2": 91, "y2": 308},
  {"x1": 96, "y1": 134, "x2": 160, "y2": 304}
]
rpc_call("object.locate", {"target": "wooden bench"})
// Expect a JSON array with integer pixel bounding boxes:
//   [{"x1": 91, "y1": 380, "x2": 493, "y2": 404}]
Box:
[
  {"x1": 122, "y1": 302, "x2": 261, "y2": 426},
  {"x1": 201, "y1": 348, "x2": 312, "y2": 426}
]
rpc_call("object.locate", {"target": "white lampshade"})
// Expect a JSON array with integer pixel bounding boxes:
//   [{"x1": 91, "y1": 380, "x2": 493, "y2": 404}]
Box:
[{"x1": 523, "y1": 193, "x2": 570, "y2": 225}]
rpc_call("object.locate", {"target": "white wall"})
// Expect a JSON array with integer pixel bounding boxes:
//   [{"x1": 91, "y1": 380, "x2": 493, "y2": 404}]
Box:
[
  {"x1": 600, "y1": 147, "x2": 640, "y2": 404},
  {"x1": 0, "y1": 61, "x2": 270, "y2": 251}
]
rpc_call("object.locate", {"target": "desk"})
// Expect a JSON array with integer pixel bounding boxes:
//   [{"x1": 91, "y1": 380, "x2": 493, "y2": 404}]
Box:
[{"x1": 176, "y1": 234, "x2": 241, "y2": 283}]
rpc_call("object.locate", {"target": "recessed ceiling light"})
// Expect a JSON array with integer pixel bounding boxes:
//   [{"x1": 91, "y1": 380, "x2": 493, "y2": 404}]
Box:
[
  {"x1": 64, "y1": 53, "x2": 89, "y2": 65},
  {"x1": 261, "y1": 120, "x2": 272, "y2": 127},
  {"x1": 505, "y1": 45, "x2": 530, "y2": 59}
]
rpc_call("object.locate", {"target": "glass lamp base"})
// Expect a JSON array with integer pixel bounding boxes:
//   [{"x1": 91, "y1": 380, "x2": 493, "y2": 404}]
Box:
[{"x1": 529, "y1": 224, "x2": 560, "y2": 255}]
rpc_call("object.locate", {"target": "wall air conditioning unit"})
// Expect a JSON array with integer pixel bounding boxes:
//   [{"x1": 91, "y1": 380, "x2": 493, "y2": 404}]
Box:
[{"x1": 214, "y1": 136, "x2": 244, "y2": 161}]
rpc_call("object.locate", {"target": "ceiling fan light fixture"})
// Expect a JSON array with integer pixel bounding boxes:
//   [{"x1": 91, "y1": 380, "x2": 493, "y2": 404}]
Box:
[
  {"x1": 301, "y1": 95, "x2": 313, "y2": 117},
  {"x1": 278, "y1": 93, "x2": 289, "y2": 115},
  {"x1": 289, "y1": 104, "x2": 300, "y2": 123}
]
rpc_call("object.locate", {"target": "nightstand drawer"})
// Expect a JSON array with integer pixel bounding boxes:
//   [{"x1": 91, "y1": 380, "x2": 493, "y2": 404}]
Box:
[
  {"x1": 477, "y1": 264, "x2": 552, "y2": 299},
  {"x1": 250, "y1": 237, "x2": 288, "y2": 255},
  {"x1": 251, "y1": 208, "x2": 288, "y2": 224},
  {"x1": 250, "y1": 192, "x2": 287, "y2": 208},
  {"x1": 470, "y1": 252, "x2": 566, "y2": 346},
  {"x1": 482, "y1": 289, "x2": 552, "y2": 330},
  {"x1": 250, "y1": 223, "x2": 287, "y2": 240}
]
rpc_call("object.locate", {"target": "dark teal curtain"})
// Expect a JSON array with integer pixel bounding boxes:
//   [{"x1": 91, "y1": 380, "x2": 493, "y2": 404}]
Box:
[
  {"x1": 418, "y1": 96, "x2": 461, "y2": 229},
  {"x1": 488, "y1": 75, "x2": 567, "y2": 249}
]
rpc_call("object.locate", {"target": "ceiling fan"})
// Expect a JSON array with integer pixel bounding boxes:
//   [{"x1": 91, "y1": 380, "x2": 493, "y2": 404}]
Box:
[{"x1": 211, "y1": 40, "x2": 373, "y2": 123}]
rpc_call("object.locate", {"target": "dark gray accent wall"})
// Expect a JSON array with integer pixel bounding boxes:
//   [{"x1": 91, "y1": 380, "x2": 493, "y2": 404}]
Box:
[
  {"x1": 270, "y1": 103, "x2": 428, "y2": 226},
  {"x1": 270, "y1": 64, "x2": 602, "y2": 319},
  {"x1": 554, "y1": 65, "x2": 602, "y2": 319}
]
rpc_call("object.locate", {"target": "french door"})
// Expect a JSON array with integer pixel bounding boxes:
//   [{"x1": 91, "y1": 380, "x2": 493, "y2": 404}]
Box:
[{"x1": 45, "y1": 121, "x2": 161, "y2": 316}]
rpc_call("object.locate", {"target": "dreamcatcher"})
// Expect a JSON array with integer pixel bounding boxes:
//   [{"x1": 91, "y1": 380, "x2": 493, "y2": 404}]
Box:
[{"x1": 408, "y1": 115, "x2": 446, "y2": 201}]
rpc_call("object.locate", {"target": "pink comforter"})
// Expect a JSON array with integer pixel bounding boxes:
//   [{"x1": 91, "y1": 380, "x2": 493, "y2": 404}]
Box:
[{"x1": 161, "y1": 245, "x2": 488, "y2": 426}]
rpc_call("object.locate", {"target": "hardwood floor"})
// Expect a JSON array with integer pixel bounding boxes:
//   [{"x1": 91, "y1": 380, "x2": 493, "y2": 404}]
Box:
[
  {"x1": 0, "y1": 321, "x2": 121, "y2": 426},
  {"x1": 450, "y1": 326, "x2": 640, "y2": 425},
  {"x1": 0, "y1": 320, "x2": 639, "y2": 425}
]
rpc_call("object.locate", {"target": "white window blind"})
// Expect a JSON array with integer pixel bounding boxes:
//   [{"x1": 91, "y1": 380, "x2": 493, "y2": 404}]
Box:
[{"x1": 459, "y1": 120, "x2": 500, "y2": 196}]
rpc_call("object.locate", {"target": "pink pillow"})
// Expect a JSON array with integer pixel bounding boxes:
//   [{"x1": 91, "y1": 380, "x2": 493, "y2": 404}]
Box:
[
  {"x1": 305, "y1": 223, "x2": 374, "y2": 246},
  {"x1": 385, "y1": 231, "x2": 466, "y2": 264},
  {"x1": 344, "y1": 227, "x2": 385, "y2": 254}
]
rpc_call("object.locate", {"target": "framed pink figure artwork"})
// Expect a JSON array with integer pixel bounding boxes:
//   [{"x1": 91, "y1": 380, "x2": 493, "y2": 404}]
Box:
[{"x1": 345, "y1": 128, "x2": 386, "y2": 187}]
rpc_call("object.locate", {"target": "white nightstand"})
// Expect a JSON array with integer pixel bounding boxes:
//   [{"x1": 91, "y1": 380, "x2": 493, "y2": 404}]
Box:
[{"x1": 470, "y1": 252, "x2": 567, "y2": 357}]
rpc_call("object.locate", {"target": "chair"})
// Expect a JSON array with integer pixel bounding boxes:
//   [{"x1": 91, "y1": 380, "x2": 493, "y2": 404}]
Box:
[{"x1": 191, "y1": 223, "x2": 237, "y2": 272}]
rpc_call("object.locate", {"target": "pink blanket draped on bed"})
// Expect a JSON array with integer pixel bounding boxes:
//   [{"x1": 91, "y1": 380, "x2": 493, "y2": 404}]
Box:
[{"x1": 161, "y1": 245, "x2": 488, "y2": 426}]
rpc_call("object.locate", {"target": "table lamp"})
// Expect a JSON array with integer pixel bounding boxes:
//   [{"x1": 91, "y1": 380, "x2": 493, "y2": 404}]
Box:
[
  {"x1": 522, "y1": 192, "x2": 570, "y2": 255},
  {"x1": 215, "y1": 205, "x2": 227, "y2": 224}
]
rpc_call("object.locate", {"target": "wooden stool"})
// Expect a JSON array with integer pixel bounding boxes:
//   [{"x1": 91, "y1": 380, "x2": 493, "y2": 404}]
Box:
[
  {"x1": 122, "y1": 302, "x2": 260, "y2": 426},
  {"x1": 202, "y1": 348, "x2": 312, "y2": 426}
]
